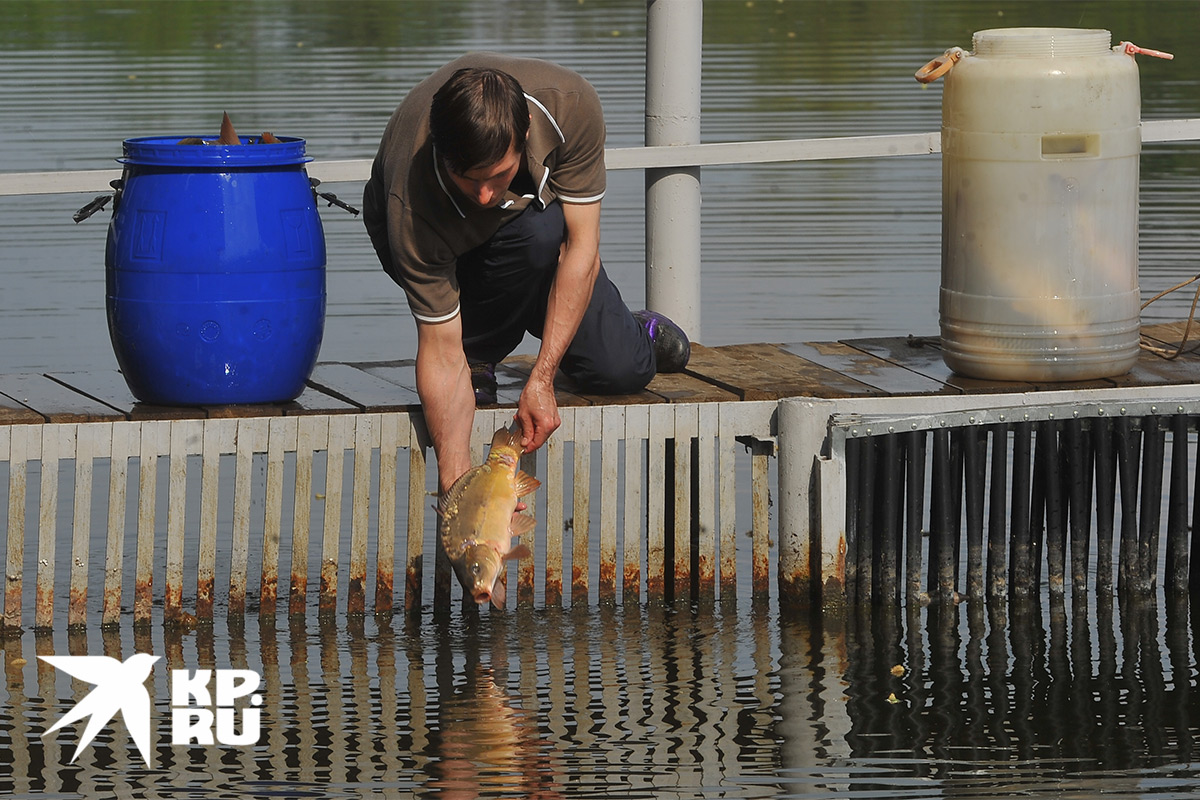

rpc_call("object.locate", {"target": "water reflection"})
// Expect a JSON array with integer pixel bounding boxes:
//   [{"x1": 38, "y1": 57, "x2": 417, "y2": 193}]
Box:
[
  {"x1": 792, "y1": 596, "x2": 1200, "y2": 798},
  {"x1": 2, "y1": 598, "x2": 1200, "y2": 798},
  {"x1": 428, "y1": 637, "x2": 561, "y2": 798}
]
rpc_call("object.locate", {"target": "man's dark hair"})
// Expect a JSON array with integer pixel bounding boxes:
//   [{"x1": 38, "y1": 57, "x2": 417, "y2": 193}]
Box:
[{"x1": 430, "y1": 67, "x2": 530, "y2": 175}]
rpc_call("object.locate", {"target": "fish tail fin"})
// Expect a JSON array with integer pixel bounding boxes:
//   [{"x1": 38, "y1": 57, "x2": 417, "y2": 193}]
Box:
[{"x1": 491, "y1": 422, "x2": 523, "y2": 452}]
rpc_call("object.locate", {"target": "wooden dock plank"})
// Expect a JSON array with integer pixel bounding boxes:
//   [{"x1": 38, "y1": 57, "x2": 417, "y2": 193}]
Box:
[
  {"x1": 842, "y1": 337, "x2": 1038, "y2": 394},
  {"x1": 44, "y1": 369, "x2": 354, "y2": 419},
  {"x1": 1141, "y1": 321, "x2": 1200, "y2": 358},
  {"x1": 281, "y1": 385, "x2": 361, "y2": 415},
  {"x1": 308, "y1": 363, "x2": 422, "y2": 411},
  {"x1": 684, "y1": 342, "x2": 881, "y2": 400},
  {"x1": 363, "y1": 354, "x2": 728, "y2": 406},
  {"x1": 643, "y1": 371, "x2": 739, "y2": 403},
  {"x1": 359, "y1": 361, "x2": 420, "y2": 394},
  {"x1": 782, "y1": 341, "x2": 958, "y2": 396},
  {"x1": 0, "y1": 373, "x2": 125, "y2": 423},
  {"x1": 0, "y1": 389, "x2": 44, "y2": 425},
  {"x1": 1108, "y1": 348, "x2": 1200, "y2": 387},
  {"x1": 365, "y1": 355, "x2": 555, "y2": 407},
  {"x1": 571, "y1": 380, "x2": 669, "y2": 405},
  {"x1": 493, "y1": 355, "x2": 592, "y2": 407},
  {"x1": 44, "y1": 371, "x2": 205, "y2": 421},
  {"x1": 491, "y1": 364, "x2": 529, "y2": 406}
]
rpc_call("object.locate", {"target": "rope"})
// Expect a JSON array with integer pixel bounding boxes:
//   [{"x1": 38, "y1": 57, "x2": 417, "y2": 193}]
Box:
[{"x1": 1139, "y1": 272, "x2": 1200, "y2": 359}]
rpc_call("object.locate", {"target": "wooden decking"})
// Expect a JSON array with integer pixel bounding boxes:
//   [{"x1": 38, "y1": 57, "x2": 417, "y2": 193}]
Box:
[{"x1": 1, "y1": 322, "x2": 1197, "y2": 424}]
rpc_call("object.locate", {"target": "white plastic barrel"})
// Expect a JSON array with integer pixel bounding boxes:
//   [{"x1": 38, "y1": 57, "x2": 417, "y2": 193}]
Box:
[{"x1": 937, "y1": 28, "x2": 1141, "y2": 381}]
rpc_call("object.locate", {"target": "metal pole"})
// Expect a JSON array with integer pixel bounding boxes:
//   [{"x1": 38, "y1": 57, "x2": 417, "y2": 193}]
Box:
[
  {"x1": 986, "y1": 423, "x2": 1009, "y2": 602},
  {"x1": 645, "y1": 0, "x2": 702, "y2": 341},
  {"x1": 778, "y1": 399, "x2": 831, "y2": 608},
  {"x1": 963, "y1": 426, "x2": 985, "y2": 601},
  {"x1": 904, "y1": 430, "x2": 927, "y2": 605},
  {"x1": 1093, "y1": 417, "x2": 1116, "y2": 596},
  {"x1": 1166, "y1": 414, "x2": 1189, "y2": 594},
  {"x1": 877, "y1": 433, "x2": 901, "y2": 605},
  {"x1": 1009, "y1": 423, "x2": 1033, "y2": 601}
]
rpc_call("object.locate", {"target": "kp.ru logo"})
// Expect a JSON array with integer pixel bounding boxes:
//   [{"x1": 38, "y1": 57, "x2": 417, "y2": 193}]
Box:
[{"x1": 39, "y1": 654, "x2": 263, "y2": 767}]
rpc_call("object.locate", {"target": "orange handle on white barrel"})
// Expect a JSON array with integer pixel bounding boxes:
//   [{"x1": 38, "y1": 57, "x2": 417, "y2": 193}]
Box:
[
  {"x1": 915, "y1": 47, "x2": 966, "y2": 83},
  {"x1": 1115, "y1": 41, "x2": 1174, "y2": 59}
]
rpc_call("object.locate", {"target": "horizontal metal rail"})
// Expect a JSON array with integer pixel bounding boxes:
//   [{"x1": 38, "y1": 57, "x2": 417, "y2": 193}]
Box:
[
  {"x1": 0, "y1": 402, "x2": 776, "y2": 629},
  {"x1": 3, "y1": 118, "x2": 1198, "y2": 197}
]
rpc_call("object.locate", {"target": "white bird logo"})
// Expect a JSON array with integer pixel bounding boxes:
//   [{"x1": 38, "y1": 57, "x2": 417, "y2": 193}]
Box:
[{"x1": 39, "y1": 653, "x2": 160, "y2": 767}]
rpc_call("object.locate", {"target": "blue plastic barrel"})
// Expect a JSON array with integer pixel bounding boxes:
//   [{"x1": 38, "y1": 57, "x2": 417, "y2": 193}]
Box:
[{"x1": 105, "y1": 135, "x2": 326, "y2": 405}]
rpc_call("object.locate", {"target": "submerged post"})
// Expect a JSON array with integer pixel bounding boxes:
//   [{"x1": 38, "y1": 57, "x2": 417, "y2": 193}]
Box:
[
  {"x1": 645, "y1": 0, "x2": 702, "y2": 340},
  {"x1": 779, "y1": 399, "x2": 839, "y2": 608}
]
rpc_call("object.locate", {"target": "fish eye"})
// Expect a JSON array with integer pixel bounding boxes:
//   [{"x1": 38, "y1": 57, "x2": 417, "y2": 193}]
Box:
[{"x1": 470, "y1": 563, "x2": 480, "y2": 576}]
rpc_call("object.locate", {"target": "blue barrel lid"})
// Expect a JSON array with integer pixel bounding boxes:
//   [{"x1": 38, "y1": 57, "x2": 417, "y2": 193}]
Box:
[{"x1": 119, "y1": 135, "x2": 312, "y2": 167}]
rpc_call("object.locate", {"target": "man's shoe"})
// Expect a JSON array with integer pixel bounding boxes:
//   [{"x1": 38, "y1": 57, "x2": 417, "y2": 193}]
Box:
[
  {"x1": 633, "y1": 309, "x2": 691, "y2": 373},
  {"x1": 469, "y1": 361, "x2": 498, "y2": 405}
]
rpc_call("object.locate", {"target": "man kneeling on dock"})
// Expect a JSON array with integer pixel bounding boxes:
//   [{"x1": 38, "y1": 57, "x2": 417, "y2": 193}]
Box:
[{"x1": 363, "y1": 53, "x2": 691, "y2": 494}]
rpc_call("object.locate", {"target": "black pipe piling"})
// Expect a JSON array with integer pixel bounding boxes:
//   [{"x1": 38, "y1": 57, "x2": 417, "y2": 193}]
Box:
[
  {"x1": 1093, "y1": 417, "x2": 1116, "y2": 596},
  {"x1": 905, "y1": 430, "x2": 927, "y2": 605},
  {"x1": 845, "y1": 435, "x2": 862, "y2": 603},
  {"x1": 1038, "y1": 420, "x2": 1065, "y2": 596},
  {"x1": 1139, "y1": 415, "x2": 1165, "y2": 594},
  {"x1": 1191, "y1": 421, "x2": 1200, "y2": 595},
  {"x1": 1029, "y1": 427, "x2": 1048, "y2": 594},
  {"x1": 1084, "y1": 422, "x2": 1094, "y2": 592},
  {"x1": 951, "y1": 430, "x2": 965, "y2": 588},
  {"x1": 1064, "y1": 418, "x2": 1091, "y2": 595},
  {"x1": 963, "y1": 426, "x2": 986, "y2": 601},
  {"x1": 1167, "y1": 414, "x2": 1190, "y2": 595},
  {"x1": 840, "y1": 407, "x2": 1195, "y2": 608},
  {"x1": 1010, "y1": 423, "x2": 1034, "y2": 601},
  {"x1": 858, "y1": 434, "x2": 877, "y2": 603},
  {"x1": 930, "y1": 428, "x2": 956, "y2": 602},
  {"x1": 987, "y1": 424, "x2": 1009, "y2": 602},
  {"x1": 1116, "y1": 415, "x2": 1140, "y2": 595},
  {"x1": 877, "y1": 433, "x2": 902, "y2": 604}
]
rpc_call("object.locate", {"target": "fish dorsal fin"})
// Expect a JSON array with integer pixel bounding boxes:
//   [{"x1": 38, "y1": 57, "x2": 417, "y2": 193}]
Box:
[
  {"x1": 513, "y1": 471, "x2": 541, "y2": 498},
  {"x1": 217, "y1": 111, "x2": 240, "y2": 145},
  {"x1": 509, "y1": 513, "x2": 536, "y2": 537},
  {"x1": 505, "y1": 543, "x2": 532, "y2": 562}
]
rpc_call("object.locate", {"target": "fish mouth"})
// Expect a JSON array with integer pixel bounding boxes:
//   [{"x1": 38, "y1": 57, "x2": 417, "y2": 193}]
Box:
[{"x1": 472, "y1": 590, "x2": 491, "y2": 605}]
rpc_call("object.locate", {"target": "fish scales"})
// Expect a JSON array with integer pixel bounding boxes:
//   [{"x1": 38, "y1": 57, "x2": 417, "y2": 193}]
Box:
[{"x1": 439, "y1": 424, "x2": 540, "y2": 607}]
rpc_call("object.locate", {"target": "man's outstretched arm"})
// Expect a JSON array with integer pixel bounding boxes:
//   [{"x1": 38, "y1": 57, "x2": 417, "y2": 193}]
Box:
[{"x1": 415, "y1": 315, "x2": 476, "y2": 495}]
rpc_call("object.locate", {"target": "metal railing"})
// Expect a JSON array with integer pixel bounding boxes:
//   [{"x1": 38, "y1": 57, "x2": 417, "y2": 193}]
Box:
[{"x1": 4, "y1": 118, "x2": 1198, "y2": 197}]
